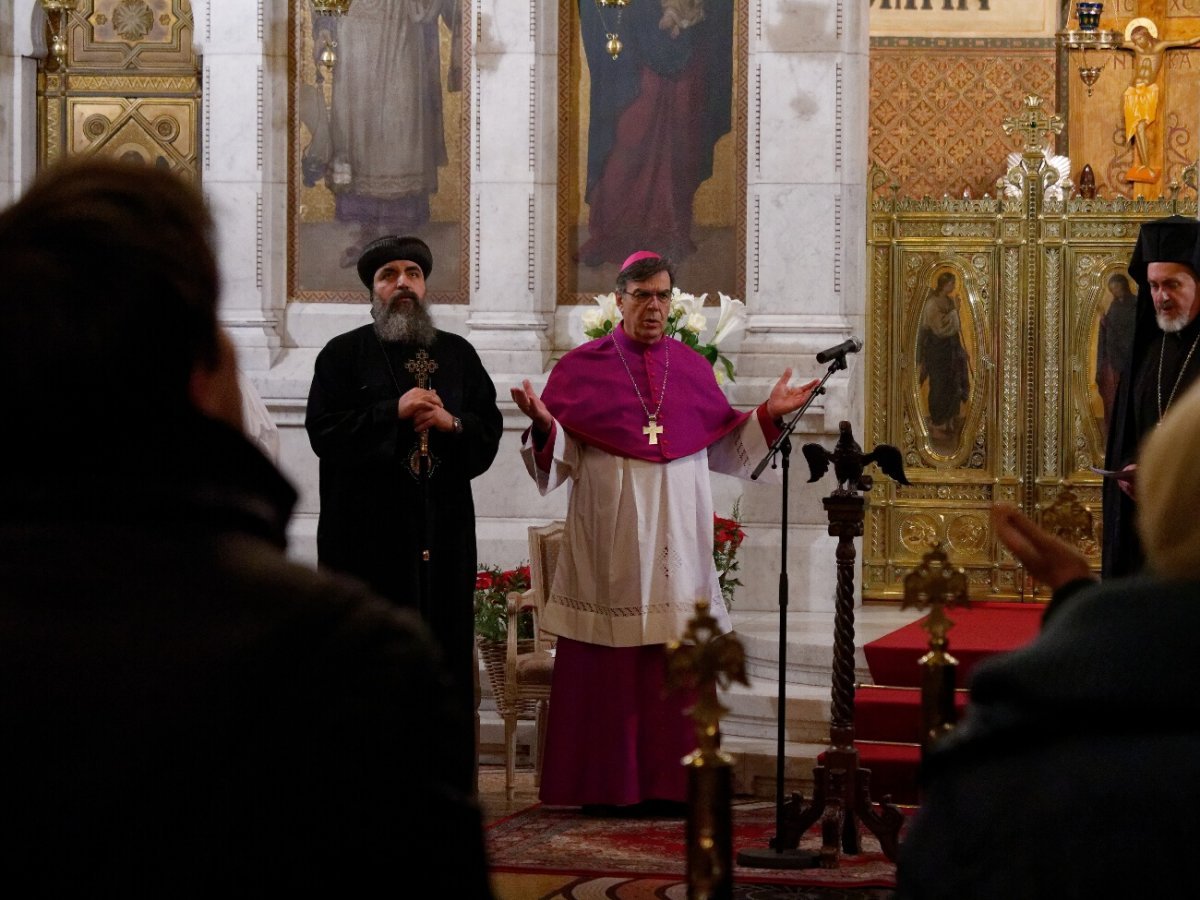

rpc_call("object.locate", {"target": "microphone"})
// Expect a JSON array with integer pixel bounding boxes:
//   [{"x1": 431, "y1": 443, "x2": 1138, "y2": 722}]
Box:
[{"x1": 815, "y1": 337, "x2": 863, "y2": 364}]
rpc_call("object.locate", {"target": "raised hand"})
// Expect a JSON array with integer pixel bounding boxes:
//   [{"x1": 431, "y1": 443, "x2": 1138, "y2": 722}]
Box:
[
  {"x1": 765, "y1": 368, "x2": 822, "y2": 419},
  {"x1": 510, "y1": 379, "x2": 553, "y2": 433}
]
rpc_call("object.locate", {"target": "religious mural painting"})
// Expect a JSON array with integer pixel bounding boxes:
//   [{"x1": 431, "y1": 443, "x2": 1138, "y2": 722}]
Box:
[
  {"x1": 557, "y1": 0, "x2": 745, "y2": 302},
  {"x1": 290, "y1": 0, "x2": 468, "y2": 302},
  {"x1": 910, "y1": 261, "x2": 980, "y2": 463},
  {"x1": 1070, "y1": 260, "x2": 1135, "y2": 469}
]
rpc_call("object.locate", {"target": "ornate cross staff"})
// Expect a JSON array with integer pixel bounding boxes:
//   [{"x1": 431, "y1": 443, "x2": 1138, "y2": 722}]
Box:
[
  {"x1": 405, "y1": 349, "x2": 439, "y2": 478},
  {"x1": 902, "y1": 543, "x2": 969, "y2": 751},
  {"x1": 666, "y1": 599, "x2": 750, "y2": 900},
  {"x1": 404, "y1": 349, "x2": 438, "y2": 587}
]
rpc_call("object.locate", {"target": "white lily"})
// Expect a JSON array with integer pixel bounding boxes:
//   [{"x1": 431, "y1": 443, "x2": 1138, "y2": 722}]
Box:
[
  {"x1": 596, "y1": 291, "x2": 622, "y2": 324},
  {"x1": 711, "y1": 293, "x2": 748, "y2": 346},
  {"x1": 581, "y1": 308, "x2": 603, "y2": 332},
  {"x1": 684, "y1": 312, "x2": 707, "y2": 334}
]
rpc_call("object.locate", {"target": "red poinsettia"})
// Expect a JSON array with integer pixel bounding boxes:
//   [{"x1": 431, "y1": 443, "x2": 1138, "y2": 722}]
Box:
[
  {"x1": 713, "y1": 501, "x2": 746, "y2": 606},
  {"x1": 473, "y1": 562, "x2": 533, "y2": 643}
]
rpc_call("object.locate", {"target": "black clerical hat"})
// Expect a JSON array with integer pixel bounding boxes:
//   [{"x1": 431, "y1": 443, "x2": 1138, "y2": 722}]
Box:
[
  {"x1": 1127, "y1": 216, "x2": 1200, "y2": 287},
  {"x1": 356, "y1": 235, "x2": 433, "y2": 288}
]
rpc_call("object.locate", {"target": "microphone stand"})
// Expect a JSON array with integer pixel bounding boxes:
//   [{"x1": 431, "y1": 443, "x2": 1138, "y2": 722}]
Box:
[{"x1": 737, "y1": 352, "x2": 848, "y2": 870}]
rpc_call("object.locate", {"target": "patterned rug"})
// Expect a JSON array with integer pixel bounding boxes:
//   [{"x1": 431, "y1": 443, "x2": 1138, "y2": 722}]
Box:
[
  {"x1": 487, "y1": 800, "x2": 899, "y2": 896},
  {"x1": 490, "y1": 871, "x2": 895, "y2": 899}
]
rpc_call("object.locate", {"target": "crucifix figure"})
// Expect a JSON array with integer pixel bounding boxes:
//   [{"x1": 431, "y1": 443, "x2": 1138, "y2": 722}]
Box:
[
  {"x1": 1118, "y1": 18, "x2": 1200, "y2": 184},
  {"x1": 405, "y1": 349, "x2": 438, "y2": 476}
]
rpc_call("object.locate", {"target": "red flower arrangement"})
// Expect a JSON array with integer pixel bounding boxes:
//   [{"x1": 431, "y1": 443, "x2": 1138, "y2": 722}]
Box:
[
  {"x1": 714, "y1": 501, "x2": 746, "y2": 606},
  {"x1": 473, "y1": 563, "x2": 533, "y2": 643}
]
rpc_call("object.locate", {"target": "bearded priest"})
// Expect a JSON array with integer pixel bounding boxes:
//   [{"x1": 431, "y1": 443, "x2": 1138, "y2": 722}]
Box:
[{"x1": 511, "y1": 251, "x2": 819, "y2": 811}]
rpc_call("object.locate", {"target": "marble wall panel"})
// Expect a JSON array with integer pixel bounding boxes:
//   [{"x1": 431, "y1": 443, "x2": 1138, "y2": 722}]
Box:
[
  {"x1": 475, "y1": 180, "x2": 538, "y2": 302},
  {"x1": 479, "y1": 0, "x2": 535, "y2": 53},
  {"x1": 754, "y1": 0, "x2": 843, "y2": 53},
  {"x1": 203, "y1": 54, "x2": 263, "y2": 183},
  {"x1": 476, "y1": 52, "x2": 537, "y2": 183},
  {"x1": 755, "y1": 52, "x2": 839, "y2": 185},
  {"x1": 752, "y1": 182, "x2": 837, "y2": 314}
]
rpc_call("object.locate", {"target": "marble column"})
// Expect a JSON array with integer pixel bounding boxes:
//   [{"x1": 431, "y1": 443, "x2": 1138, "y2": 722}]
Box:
[
  {"x1": 469, "y1": 0, "x2": 559, "y2": 376},
  {"x1": 716, "y1": 0, "x2": 870, "y2": 612},
  {"x1": 1, "y1": 1, "x2": 44, "y2": 207},
  {"x1": 191, "y1": 0, "x2": 285, "y2": 374}
]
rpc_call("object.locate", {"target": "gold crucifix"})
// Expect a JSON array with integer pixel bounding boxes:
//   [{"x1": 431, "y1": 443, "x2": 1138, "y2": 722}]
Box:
[{"x1": 643, "y1": 416, "x2": 664, "y2": 446}]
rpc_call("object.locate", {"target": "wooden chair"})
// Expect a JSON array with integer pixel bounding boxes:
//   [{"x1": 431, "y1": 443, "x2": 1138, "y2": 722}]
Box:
[{"x1": 503, "y1": 520, "x2": 564, "y2": 801}]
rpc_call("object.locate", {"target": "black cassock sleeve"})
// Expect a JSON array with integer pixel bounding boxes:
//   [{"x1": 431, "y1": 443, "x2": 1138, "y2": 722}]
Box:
[
  {"x1": 306, "y1": 330, "x2": 408, "y2": 464},
  {"x1": 445, "y1": 337, "x2": 503, "y2": 480}
]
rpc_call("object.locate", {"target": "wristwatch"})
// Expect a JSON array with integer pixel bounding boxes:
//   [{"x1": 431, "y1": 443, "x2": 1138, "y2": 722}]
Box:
[{"x1": 452, "y1": 415, "x2": 464, "y2": 435}]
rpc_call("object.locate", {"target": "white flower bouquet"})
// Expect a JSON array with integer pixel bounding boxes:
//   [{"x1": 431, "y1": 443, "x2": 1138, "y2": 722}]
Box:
[{"x1": 581, "y1": 287, "x2": 747, "y2": 382}]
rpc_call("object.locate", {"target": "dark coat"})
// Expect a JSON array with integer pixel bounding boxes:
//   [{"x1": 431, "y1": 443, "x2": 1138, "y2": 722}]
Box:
[
  {"x1": 1103, "y1": 217, "x2": 1200, "y2": 577},
  {"x1": 306, "y1": 325, "x2": 502, "y2": 769},
  {"x1": 897, "y1": 576, "x2": 1200, "y2": 899},
  {"x1": 0, "y1": 416, "x2": 491, "y2": 897}
]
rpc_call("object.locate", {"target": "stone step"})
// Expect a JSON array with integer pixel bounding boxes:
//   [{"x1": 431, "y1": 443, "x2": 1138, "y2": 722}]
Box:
[{"x1": 720, "y1": 679, "x2": 831, "y2": 744}]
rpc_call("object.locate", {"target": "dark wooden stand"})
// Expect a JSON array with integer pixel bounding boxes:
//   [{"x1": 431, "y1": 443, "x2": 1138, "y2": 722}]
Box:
[{"x1": 781, "y1": 492, "x2": 904, "y2": 866}]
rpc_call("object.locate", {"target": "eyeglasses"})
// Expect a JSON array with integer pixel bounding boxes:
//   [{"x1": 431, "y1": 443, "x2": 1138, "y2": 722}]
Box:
[{"x1": 622, "y1": 289, "x2": 672, "y2": 305}]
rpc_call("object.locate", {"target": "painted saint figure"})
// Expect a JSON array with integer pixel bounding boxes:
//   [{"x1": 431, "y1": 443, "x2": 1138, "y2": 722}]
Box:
[
  {"x1": 1120, "y1": 19, "x2": 1200, "y2": 184},
  {"x1": 917, "y1": 272, "x2": 971, "y2": 443},
  {"x1": 303, "y1": 0, "x2": 462, "y2": 268},
  {"x1": 575, "y1": 0, "x2": 733, "y2": 266},
  {"x1": 1095, "y1": 272, "x2": 1137, "y2": 430}
]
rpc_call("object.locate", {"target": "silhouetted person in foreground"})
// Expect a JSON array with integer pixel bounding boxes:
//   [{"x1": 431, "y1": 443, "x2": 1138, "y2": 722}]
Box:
[
  {"x1": 0, "y1": 159, "x2": 491, "y2": 897},
  {"x1": 898, "y1": 378, "x2": 1200, "y2": 899}
]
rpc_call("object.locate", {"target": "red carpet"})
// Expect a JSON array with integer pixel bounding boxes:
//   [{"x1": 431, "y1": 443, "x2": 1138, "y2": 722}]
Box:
[
  {"x1": 863, "y1": 601, "x2": 1043, "y2": 687},
  {"x1": 487, "y1": 801, "x2": 899, "y2": 889},
  {"x1": 853, "y1": 601, "x2": 1045, "y2": 803}
]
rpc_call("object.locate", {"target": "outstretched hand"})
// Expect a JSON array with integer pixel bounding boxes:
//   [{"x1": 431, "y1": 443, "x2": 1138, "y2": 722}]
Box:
[
  {"x1": 765, "y1": 369, "x2": 822, "y2": 420},
  {"x1": 991, "y1": 503, "x2": 1095, "y2": 591},
  {"x1": 509, "y1": 379, "x2": 553, "y2": 433}
]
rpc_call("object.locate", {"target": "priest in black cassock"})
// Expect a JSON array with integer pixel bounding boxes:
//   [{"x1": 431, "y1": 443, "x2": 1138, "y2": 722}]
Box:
[
  {"x1": 1103, "y1": 216, "x2": 1200, "y2": 577},
  {"x1": 307, "y1": 236, "x2": 502, "y2": 758}
]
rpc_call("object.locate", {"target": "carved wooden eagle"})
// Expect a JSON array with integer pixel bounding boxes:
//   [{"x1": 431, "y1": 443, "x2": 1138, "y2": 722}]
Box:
[{"x1": 801, "y1": 421, "x2": 910, "y2": 492}]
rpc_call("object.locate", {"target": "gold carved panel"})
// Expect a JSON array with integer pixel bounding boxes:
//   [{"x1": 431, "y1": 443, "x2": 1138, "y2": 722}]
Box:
[
  {"x1": 37, "y1": 1, "x2": 199, "y2": 177},
  {"x1": 864, "y1": 132, "x2": 1196, "y2": 601}
]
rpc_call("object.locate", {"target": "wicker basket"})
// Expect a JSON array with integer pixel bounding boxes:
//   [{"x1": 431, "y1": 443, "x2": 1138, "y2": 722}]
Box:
[{"x1": 477, "y1": 637, "x2": 538, "y2": 719}]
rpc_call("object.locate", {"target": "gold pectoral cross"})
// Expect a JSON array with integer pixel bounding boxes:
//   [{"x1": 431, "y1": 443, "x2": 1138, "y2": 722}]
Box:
[{"x1": 643, "y1": 416, "x2": 664, "y2": 446}]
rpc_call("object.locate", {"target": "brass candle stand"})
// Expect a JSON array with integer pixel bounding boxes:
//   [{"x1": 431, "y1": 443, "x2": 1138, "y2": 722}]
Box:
[{"x1": 740, "y1": 422, "x2": 908, "y2": 868}]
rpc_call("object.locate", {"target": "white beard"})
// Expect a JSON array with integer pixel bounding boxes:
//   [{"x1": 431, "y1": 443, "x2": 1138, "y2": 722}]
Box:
[
  {"x1": 371, "y1": 292, "x2": 437, "y2": 346},
  {"x1": 1157, "y1": 311, "x2": 1189, "y2": 334}
]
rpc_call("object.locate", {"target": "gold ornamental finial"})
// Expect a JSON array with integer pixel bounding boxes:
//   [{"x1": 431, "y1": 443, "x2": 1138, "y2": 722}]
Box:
[
  {"x1": 902, "y1": 543, "x2": 968, "y2": 748},
  {"x1": 1041, "y1": 485, "x2": 1098, "y2": 558},
  {"x1": 1002, "y1": 94, "x2": 1064, "y2": 155},
  {"x1": 311, "y1": 0, "x2": 353, "y2": 15},
  {"x1": 902, "y1": 542, "x2": 969, "y2": 649},
  {"x1": 666, "y1": 599, "x2": 749, "y2": 760},
  {"x1": 37, "y1": 0, "x2": 77, "y2": 70}
]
